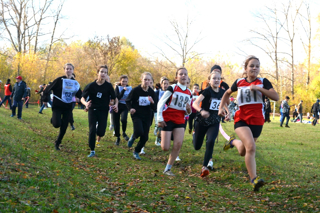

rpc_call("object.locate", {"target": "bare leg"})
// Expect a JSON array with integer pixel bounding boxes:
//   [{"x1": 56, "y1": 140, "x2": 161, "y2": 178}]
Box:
[
  {"x1": 235, "y1": 127, "x2": 257, "y2": 180},
  {"x1": 167, "y1": 128, "x2": 184, "y2": 166}
]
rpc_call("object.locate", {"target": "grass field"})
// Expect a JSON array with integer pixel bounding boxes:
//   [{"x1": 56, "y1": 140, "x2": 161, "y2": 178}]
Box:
[{"x1": 0, "y1": 105, "x2": 320, "y2": 212}]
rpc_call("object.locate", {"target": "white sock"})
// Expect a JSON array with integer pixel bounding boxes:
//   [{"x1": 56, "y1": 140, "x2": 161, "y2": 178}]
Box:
[{"x1": 164, "y1": 164, "x2": 172, "y2": 172}]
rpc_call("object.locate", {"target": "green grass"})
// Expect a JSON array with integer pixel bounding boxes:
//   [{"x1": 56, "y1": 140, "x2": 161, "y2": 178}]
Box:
[{"x1": 0, "y1": 105, "x2": 319, "y2": 212}]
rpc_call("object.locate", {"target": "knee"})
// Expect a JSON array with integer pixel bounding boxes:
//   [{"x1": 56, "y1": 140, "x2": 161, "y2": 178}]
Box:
[
  {"x1": 52, "y1": 123, "x2": 60, "y2": 128},
  {"x1": 121, "y1": 119, "x2": 127, "y2": 124},
  {"x1": 245, "y1": 144, "x2": 256, "y2": 154},
  {"x1": 173, "y1": 141, "x2": 182, "y2": 151}
]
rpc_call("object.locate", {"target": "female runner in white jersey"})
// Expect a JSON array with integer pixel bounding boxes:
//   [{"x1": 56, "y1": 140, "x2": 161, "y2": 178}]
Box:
[
  {"x1": 43, "y1": 63, "x2": 82, "y2": 151},
  {"x1": 218, "y1": 56, "x2": 279, "y2": 191},
  {"x1": 157, "y1": 68, "x2": 192, "y2": 176},
  {"x1": 193, "y1": 71, "x2": 228, "y2": 177}
]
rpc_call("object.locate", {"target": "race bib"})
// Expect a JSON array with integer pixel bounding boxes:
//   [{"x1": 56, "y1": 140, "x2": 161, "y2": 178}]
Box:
[
  {"x1": 139, "y1": 96, "x2": 150, "y2": 106},
  {"x1": 169, "y1": 92, "x2": 191, "y2": 111},
  {"x1": 61, "y1": 79, "x2": 80, "y2": 103},
  {"x1": 209, "y1": 99, "x2": 221, "y2": 111},
  {"x1": 237, "y1": 86, "x2": 263, "y2": 106}
]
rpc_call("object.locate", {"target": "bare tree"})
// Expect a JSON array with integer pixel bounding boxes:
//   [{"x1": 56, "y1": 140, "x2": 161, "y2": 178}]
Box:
[
  {"x1": 0, "y1": 0, "x2": 65, "y2": 75},
  {"x1": 156, "y1": 15, "x2": 203, "y2": 68},
  {"x1": 299, "y1": 1, "x2": 312, "y2": 86},
  {"x1": 83, "y1": 36, "x2": 122, "y2": 76},
  {"x1": 282, "y1": 0, "x2": 303, "y2": 100},
  {"x1": 244, "y1": 4, "x2": 285, "y2": 97}
]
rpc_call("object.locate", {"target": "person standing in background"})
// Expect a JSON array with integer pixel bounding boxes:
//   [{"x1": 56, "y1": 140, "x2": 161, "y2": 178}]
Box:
[
  {"x1": 10, "y1": 76, "x2": 27, "y2": 119},
  {"x1": 0, "y1": 79, "x2": 12, "y2": 109},
  {"x1": 293, "y1": 100, "x2": 303, "y2": 123}
]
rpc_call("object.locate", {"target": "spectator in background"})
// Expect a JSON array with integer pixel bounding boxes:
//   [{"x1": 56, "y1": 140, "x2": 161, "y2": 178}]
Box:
[
  {"x1": 280, "y1": 96, "x2": 293, "y2": 128},
  {"x1": 10, "y1": 76, "x2": 27, "y2": 119},
  {"x1": 25, "y1": 85, "x2": 31, "y2": 108},
  {"x1": 293, "y1": 100, "x2": 303, "y2": 123},
  {"x1": 311, "y1": 99, "x2": 319, "y2": 126},
  {"x1": 264, "y1": 97, "x2": 271, "y2": 123},
  {"x1": 0, "y1": 79, "x2": 12, "y2": 109}
]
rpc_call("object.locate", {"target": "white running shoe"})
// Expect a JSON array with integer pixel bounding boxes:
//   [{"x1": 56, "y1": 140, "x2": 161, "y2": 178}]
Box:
[
  {"x1": 140, "y1": 147, "x2": 146, "y2": 155},
  {"x1": 207, "y1": 160, "x2": 213, "y2": 170},
  {"x1": 163, "y1": 170, "x2": 175, "y2": 176},
  {"x1": 155, "y1": 140, "x2": 161, "y2": 146},
  {"x1": 175, "y1": 156, "x2": 181, "y2": 161},
  {"x1": 109, "y1": 125, "x2": 114, "y2": 131}
]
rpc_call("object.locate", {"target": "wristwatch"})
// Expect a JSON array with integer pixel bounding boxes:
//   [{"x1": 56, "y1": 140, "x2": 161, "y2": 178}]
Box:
[{"x1": 199, "y1": 108, "x2": 204, "y2": 113}]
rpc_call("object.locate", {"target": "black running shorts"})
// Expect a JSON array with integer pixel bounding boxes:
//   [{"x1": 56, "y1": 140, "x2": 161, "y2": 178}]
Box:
[{"x1": 234, "y1": 120, "x2": 263, "y2": 138}]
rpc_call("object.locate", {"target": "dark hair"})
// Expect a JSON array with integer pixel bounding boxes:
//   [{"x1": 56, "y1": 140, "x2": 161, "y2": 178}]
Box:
[
  {"x1": 155, "y1": 83, "x2": 161, "y2": 90},
  {"x1": 7, "y1": 79, "x2": 10, "y2": 83},
  {"x1": 175, "y1": 67, "x2": 187, "y2": 76},
  {"x1": 193, "y1": 83, "x2": 199, "y2": 87},
  {"x1": 244, "y1": 55, "x2": 260, "y2": 69},
  {"x1": 210, "y1": 65, "x2": 222, "y2": 73},
  {"x1": 119, "y1": 75, "x2": 128, "y2": 81},
  {"x1": 97, "y1": 65, "x2": 108, "y2": 74}
]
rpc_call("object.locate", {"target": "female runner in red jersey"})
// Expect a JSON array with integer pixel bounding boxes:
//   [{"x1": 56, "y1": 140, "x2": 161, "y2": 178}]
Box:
[
  {"x1": 157, "y1": 67, "x2": 192, "y2": 176},
  {"x1": 218, "y1": 56, "x2": 279, "y2": 191}
]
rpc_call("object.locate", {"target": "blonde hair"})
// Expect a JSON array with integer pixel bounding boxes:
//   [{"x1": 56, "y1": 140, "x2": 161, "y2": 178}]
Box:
[
  {"x1": 160, "y1": 76, "x2": 169, "y2": 84},
  {"x1": 208, "y1": 71, "x2": 221, "y2": 80},
  {"x1": 140, "y1": 72, "x2": 152, "y2": 79}
]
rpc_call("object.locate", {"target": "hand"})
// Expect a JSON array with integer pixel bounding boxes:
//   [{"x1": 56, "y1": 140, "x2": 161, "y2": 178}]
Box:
[
  {"x1": 130, "y1": 108, "x2": 136, "y2": 115},
  {"x1": 112, "y1": 105, "x2": 118, "y2": 113},
  {"x1": 148, "y1": 96, "x2": 154, "y2": 104},
  {"x1": 218, "y1": 108, "x2": 226, "y2": 117},
  {"x1": 85, "y1": 100, "x2": 92, "y2": 110},
  {"x1": 110, "y1": 99, "x2": 114, "y2": 105},
  {"x1": 225, "y1": 113, "x2": 230, "y2": 121},
  {"x1": 158, "y1": 121, "x2": 167, "y2": 128},
  {"x1": 250, "y1": 85, "x2": 259, "y2": 91},
  {"x1": 123, "y1": 87, "x2": 127, "y2": 91},
  {"x1": 22, "y1": 98, "x2": 25, "y2": 101},
  {"x1": 200, "y1": 110, "x2": 210, "y2": 119},
  {"x1": 75, "y1": 98, "x2": 80, "y2": 103},
  {"x1": 186, "y1": 103, "x2": 192, "y2": 114}
]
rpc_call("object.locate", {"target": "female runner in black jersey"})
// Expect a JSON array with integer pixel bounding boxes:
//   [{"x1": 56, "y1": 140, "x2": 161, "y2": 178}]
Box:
[{"x1": 81, "y1": 65, "x2": 117, "y2": 157}]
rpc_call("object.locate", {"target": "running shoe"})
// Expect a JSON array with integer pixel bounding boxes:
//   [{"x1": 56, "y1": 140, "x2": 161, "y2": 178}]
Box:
[
  {"x1": 55, "y1": 143, "x2": 60, "y2": 151},
  {"x1": 285, "y1": 125, "x2": 290, "y2": 128},
  {"x1": 109, "y1": 125, "x2": 114, "y2": 131},
  {"x1": 122, "y1": 133, "x2": 129, "y2": 141},
  {"x1": 223, "y1": 134, "x2": 235, "y2": 151},
  {"x1": 115, "y1": 137, "x2": 120, "y2": 146},
  {"x1": 188, "y1": 129, "x2": 192, "y2": 134},
  {"x1": 140, "y1": 147, "x2": 146, "y2": 155},
  {"x1": 133, "y1": 152, "x2": 141, "y2": 160},
  {"x1": 200, "y1": 167, "x2": 209, "y2": 177},
  {"x1": 96, "y1": 141, "x2": 101, "y2": 147},
  {"x1": 71, "y1": 124, "x2": 75, "y2": 130},
  {"x1": 127, "y1": 134, "x2": 135, "y2": 148},
  {"x1": 163, "y1": 170, "x2": 175, "y2": 176},
  {"x1": 88, "y1": 151, "x2": 95, "y2": 157},
  {"x1": 39, "y1": 112, "x2": 43, "y2": 114},
  {"x1": 175, "y1": 156, "x2": 181, "y2": 161},
  {"x1": 10, "y1": 114, "x2": 15, "y2": 117},
  {"x1": 207, "y1": 160, "x2": 214, "y2": 170},
  {"x1": 155, "y1": 140, "x2": 161, "y2": 146},
  {"x1": 251, "y1": 176, "x2": 265, "y2": 192}
]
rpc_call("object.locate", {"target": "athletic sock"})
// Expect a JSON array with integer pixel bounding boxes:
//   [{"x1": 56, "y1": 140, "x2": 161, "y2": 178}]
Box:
[
  {"x1": 251, "y1": 176, "x2": 257, "y2": 183},
  {"x1": 91, "y1": 150, "x2": 95, "y2": 154},
  {"x1": 164, "y1": 164, "x2": 172, "y2": 172}
]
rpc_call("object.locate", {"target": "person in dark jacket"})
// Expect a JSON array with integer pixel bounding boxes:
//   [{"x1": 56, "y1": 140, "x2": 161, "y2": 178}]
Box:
[
  {"x1": 25, "y1": 85, "x2": 31, "y2": 108},
  {"x1": 264, "y1": 97, "x2": 271, "y2": 122},
  {"x1": 10, "y1": 76, "x2": 27, "y2": 119},
  {"x1": 311, "y1": 99, "x2": 320, "y2": 126},
  {"x1": 43, "y1": 63, "x2": 82, "y2": 150},
  {"x1": 38, "y1": 84, "x2": 52, "y2": 114},
  {"x1": 0, "y1": 79, "x2": 12, "y2": 109}
]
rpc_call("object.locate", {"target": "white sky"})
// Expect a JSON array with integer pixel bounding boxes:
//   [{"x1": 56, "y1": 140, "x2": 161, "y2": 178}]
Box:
[{"x1": 54, "y1": 0, "x2": 320, "y2": 67}]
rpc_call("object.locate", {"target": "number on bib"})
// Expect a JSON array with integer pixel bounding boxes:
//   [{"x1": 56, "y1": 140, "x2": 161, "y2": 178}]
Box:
[
  {"x1": 139, "y1": 96, "x2": 150, "y2": 106},
  {"x1": 169, "y1": 92, "x2": 191, "y2": 111},
  {"x1": 237, "y1": 86, "x2": 263, "y2": 106},
  {"x1": 209, "y1": 99, "x2": 220, "y2": 111}
]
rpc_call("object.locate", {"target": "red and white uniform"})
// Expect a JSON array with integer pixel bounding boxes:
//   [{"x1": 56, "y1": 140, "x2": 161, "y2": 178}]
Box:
[
  {"x1": 231, "y1": 77, "x2": 273, "y2": 126},
  {"x1": 4, "y1": 84, "x2": 12, "y2": 96},
  {"x1": 157, "y1": 83, "x2": 192, "y2": 125}
]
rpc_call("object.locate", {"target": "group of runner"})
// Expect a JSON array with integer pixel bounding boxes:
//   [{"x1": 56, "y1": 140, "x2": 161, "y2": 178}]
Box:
[{"x1": 33, "y1": 55, "x2": 279, "y2": 192}]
